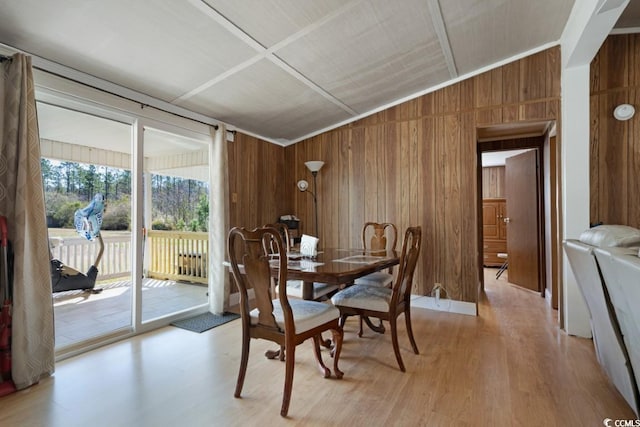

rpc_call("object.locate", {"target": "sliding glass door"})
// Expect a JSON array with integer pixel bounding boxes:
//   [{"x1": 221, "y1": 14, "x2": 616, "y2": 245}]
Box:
[
  {"x1": 138, "y1": 124, "x2": 210, "y2": 323},
  {"x1": 39, "y1": 101, "x2": 134, "y2": 349},
  {"x1": 38, "y1": 95, "x2": 211, "y2": 354}
]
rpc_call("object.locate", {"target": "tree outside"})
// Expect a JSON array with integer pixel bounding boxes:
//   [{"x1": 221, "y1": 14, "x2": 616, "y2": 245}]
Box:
[{"x1": 41, "y1": 159, "x2": 209, "y2": 231}]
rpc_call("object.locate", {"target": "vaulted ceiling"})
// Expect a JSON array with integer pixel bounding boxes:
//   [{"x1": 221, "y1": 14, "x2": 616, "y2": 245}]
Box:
[{"x1": 0, "y1": 0, "x2": 637, "y2": 145}]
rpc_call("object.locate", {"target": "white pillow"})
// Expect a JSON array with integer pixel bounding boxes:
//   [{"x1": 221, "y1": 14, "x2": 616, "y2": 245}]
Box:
[{"x1": 579, "y1": 225, "x2": 640, "y2": 248}]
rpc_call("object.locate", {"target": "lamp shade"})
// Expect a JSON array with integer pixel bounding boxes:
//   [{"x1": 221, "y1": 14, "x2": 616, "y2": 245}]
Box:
[{"x1": 304, "y1": 161, "x2": 324, "y2": 173}]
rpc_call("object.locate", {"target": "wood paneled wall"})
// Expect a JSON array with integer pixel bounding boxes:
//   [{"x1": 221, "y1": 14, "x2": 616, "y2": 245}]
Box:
[
  {"x1": 284, "y1": 47, "x2": 561, "y2": 303},
  {"x1": 482, "y1": 166, "x2": 505, "y2": 198},
  {"x1": 590, "y1": 34, "x2": 640, "y2": 228},
  {"x1": 228, "y1": 132, "x2": 289, "y2": 229}
]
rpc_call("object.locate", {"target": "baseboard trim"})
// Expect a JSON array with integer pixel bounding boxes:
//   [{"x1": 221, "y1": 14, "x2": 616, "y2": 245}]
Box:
[{"x1": 410, "y1": 294, "x2": 477, "y2": 316}]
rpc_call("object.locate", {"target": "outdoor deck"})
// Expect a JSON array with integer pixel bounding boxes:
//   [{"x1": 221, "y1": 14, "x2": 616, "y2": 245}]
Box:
[
  {"x1": 53, "y1": 278, "x2": 208, "y2": 348},
  {"x1": 50, "y1": 229, "x2": 212, "y2": 349}
]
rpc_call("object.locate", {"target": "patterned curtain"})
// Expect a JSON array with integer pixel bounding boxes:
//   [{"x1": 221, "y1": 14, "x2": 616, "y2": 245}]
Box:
[
  {"x1": 0, "y1": 53, "x2": 55, "y2": 389},
  {"x1": 208, "y1": 124, "x2": 230, "y2": 314}
]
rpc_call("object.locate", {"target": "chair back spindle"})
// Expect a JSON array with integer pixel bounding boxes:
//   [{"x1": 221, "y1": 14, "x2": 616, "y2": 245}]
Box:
[
  {"x1": 229, "y1": 227, "x2": 288, "y2": 332},
  {"x1": 391, "y1": 227, "x2": 422, "y2": 306},
  {"x1": 362, "y1": 222, "x2": 398, "y2": 254},
  {"x1": 354, "y1": 222, "x2": 399, "y2": 287}
]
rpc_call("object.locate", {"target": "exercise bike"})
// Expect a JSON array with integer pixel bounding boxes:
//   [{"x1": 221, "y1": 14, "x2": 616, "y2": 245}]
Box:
[{"x1": 50, "y1": 194, "x2": 105, "y2": 293}]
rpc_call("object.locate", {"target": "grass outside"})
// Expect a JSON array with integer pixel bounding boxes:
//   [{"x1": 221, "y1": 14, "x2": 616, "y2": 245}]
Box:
[{"x1": 48, "y1": 228, "x2": 132, "y2": 239}]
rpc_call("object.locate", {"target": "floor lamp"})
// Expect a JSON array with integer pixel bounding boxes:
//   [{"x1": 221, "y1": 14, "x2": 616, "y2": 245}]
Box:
[{"x1": 297, "y1": 160, "x2": 324, "y2": 237}]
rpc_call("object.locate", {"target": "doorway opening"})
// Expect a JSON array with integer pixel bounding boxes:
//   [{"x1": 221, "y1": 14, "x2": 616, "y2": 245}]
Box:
[{"x1": 476, "y1": 121, "x2": 559, "y2": 308}]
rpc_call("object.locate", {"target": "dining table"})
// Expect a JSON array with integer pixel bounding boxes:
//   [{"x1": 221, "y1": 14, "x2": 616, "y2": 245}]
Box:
[
  {"x1": 276, "y1": 247, "x2": 400, "y2": 300},
  {"x1": 261, "y1": 247, "x2": 400, "y2": 359}
]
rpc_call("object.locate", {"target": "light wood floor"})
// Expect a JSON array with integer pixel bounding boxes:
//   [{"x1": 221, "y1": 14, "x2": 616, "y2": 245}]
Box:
[{"x1": 0, "y1": 270, "x2": 636, "y2": 426}]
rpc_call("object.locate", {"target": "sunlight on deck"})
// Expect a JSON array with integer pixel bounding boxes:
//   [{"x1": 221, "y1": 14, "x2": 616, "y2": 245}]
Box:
[{"x1": 53, "y1": 278, "x2": 208, "y2": 348}]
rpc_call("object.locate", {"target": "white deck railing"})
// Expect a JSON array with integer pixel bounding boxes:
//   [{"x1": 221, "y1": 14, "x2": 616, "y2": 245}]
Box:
[
  {"x1": 50, "y1": 235, "x2": 131, "y2": 280},
  {"x1": 146, "y1": 230, "x2": 208, "y2": 284},
  {"x1": 49, "y1": 230, "x2": 209, "y2": 284}
]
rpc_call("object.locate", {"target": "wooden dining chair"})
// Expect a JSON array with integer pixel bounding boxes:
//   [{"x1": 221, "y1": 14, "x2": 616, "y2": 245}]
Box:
[
  {"x1": 265, "y1": 222, "x2": 339, "y2": 301},
  {"x1": 265, "y1": 222, "x2": 293, "y2": 251},
  {"x1": 331, "y1": 226, "x2": 421, "y2": 372},
  {"x1": 228, "y1": 226, "x2": 344, "y2": 417},
  {"x1": 354, "y1": 222, "x2": 398, "y2": 287}
]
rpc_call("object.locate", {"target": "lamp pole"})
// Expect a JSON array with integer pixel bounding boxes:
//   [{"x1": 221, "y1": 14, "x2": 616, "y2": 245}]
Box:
[
  {"x1": 298, "y1": 160, "x2": 324, "y2": 239},
  {"x1": 311, "y1": 170, "x2": 319, "y2": 237}
]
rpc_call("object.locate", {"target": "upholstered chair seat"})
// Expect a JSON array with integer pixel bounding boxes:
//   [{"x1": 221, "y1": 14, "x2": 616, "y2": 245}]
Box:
[
  {"x1": 331, "y1": 284, "x2": 392, "y2": 312},
  {"x1": 353, "y1": 271, "x2": 394, "y2": 287},
  {"x1": 285, "y1": 280, "x2": 339, "y2": 301},
  {"x1": 249, "y1": 298, "x2": 340, "y2": 333}
]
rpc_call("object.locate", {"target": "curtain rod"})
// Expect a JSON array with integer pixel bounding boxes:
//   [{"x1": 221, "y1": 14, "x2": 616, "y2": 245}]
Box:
[
  {"x1": 1, "y1": 47, "x2": 230, "y2": 133},
  {"x1": 32, "y1": 64, "x2": 219, "y2": 131}
]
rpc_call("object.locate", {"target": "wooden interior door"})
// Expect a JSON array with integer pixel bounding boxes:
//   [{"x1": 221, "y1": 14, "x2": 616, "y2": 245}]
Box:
[{"x1": 505, "y1": 150, "x2": 540, "y2": 292}]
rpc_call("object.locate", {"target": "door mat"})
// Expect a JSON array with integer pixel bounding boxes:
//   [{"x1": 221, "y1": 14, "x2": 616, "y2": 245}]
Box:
[{"x1": 171, "y1": 312, "x2": 240, "y2": 333}]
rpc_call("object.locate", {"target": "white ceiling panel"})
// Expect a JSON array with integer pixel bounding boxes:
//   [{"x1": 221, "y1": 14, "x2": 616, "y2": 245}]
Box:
[
  {"x1": 0, "y1": 0, "x2": 258, "y2": 102},
  {"x1": 277, "y1": 0, "x2": 450, "y2": 113},
  {"x1": 440, "y1": 0, "x2": 575, "y2": 75},
  {"x1": 0, "y1": 0, "x2": 607, "y2": 144},
  {"x1": 616, "y1": 0, "x2": 640, "y2": 29},
  {"x1": 203, "y1": 0, "x2": 353, "y2": 47},
  {"x1": 179, "y1": 59, "x2": 352, "y2": 141},
  {"x1": 482, "y1": 149, "x2": 532, "y2": 167}
]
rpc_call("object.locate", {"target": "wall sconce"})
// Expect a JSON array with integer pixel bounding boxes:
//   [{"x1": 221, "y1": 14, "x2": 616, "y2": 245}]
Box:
[
  {"x1": 613, "y1": 104, "x2": 635, "y2": 121},
  {"x1": 297, "y1": 161, "x2": 324, "y2": 237}
]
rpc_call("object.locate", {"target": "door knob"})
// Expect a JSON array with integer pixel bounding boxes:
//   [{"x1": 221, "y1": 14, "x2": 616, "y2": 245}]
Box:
[{"x1": 503, "y1": 217, "x2": 511, "y2": 223}]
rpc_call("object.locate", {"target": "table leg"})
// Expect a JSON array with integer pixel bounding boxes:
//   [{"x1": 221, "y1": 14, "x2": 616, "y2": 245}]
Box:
[
  {"x1": 301, "y1": 280, "x2": 314, "y2": 300},
  {"x1": 265, "y1": 348, "x2": 282, "y2": 360},
  {"x1": 363, "y1": 316, "x2": 385, "y2": 334}
]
